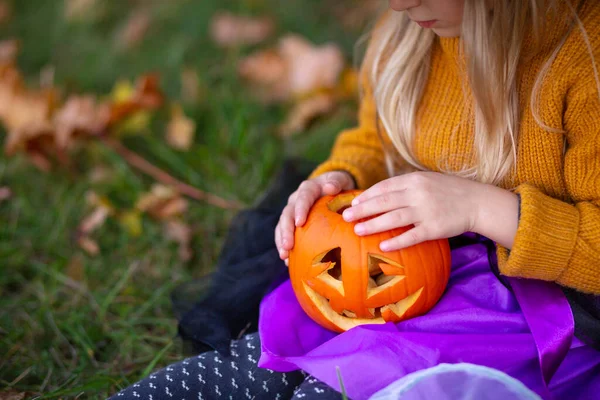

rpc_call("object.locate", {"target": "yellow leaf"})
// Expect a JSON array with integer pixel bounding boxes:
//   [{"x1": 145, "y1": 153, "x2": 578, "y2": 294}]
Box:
[
  {"x1": 115, "y1": 110, "x2": 151, "y2": 135},
  {"x1": 166, "y1": 104, "x2": 195, "y2": 151},
  {"x1": 119, "y1": 209, "x2": 143, "y2": 237},
  {"x1": 111, "y1": 80, "x2": 135, "y2": 104}
]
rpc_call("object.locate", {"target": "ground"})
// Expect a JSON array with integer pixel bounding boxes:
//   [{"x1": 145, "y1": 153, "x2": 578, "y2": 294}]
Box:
[{"x1": 0, "y1": 0, "x2": 371, "y2": 398}]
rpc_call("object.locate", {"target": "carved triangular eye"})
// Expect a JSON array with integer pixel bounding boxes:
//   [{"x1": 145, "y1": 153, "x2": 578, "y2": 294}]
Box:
[{"x1": 309, "y1": 247, "x2": 344, "y2": 296}]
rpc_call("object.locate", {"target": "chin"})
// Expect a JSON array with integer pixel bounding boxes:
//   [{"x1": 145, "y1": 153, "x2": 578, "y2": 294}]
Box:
[{"x1": 432, "y1": 27, "x2": 461, "y2": 38}]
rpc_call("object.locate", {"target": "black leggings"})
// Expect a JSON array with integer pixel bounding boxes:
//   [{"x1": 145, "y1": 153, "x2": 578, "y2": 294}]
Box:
[{"x1": 109, "y1": 332, "x2": 343, "y2": 399}]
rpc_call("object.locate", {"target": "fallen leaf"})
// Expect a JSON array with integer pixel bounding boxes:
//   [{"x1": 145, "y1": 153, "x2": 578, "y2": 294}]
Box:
[
  {"x1": 64, "y1": 0, "x2": 98, "y2": 21},
  {"x1": 279, "y1": 93, "x2": 336, "y2": 137},
  {"x1": 238, "y1": 49, "x2": 288, "y2": 101},
  {"x1": 118, "y1": 209, "x2": 142, "y2": 237},
  {"x1": 164, "y1": 220, "x2": 193, "y2": 262},
  {"x1": 210, "y1": 11, "x2": 274, "y2": 47},
  {"x1": 79, "y1": 204, "x2": 111, "y2": 234},
  {"x1": 238, "y1": 34, "x2": 345, "y2": 102},
  {"x1": 0, "y1": 390, "x2": 35, "y2": 400},
  {"x1": 117, "y1": 11, "x2": 151, "y2": 50},
  {"x1": 165, "y1": 104, "x2": 195, "y2": 151},
  {"x1": 0, "y1": 65, "x2": 164, "y2": 168},
  {"x1": 0, "y1": 39, "x2": 19, "y2": 65},
  {"x1": 53, "y1": 95, "x2": 110, "y2": 149},
  {"x1": 77, "y1": 236, "x2": 99, "y2": 256},
  {"x1": 279, "y1": 35, "x2": 345, "y2": 97},
  {"x1": 136, "y1": 184, "x2": 188, "y2": 220},
  {"x1": 0, "y1": 186, "x2": 11, "y2": 202}
]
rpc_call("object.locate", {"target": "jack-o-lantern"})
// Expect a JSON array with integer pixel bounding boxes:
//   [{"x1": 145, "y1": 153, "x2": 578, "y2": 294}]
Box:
[{"x1": 289, "y1": 190, "x2": 451, "y2": 332}]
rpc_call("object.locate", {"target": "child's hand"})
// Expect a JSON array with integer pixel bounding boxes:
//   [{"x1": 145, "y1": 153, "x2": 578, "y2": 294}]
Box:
[
  {"x1": 275, "y1": 171, "x2": 355, "y2": 265},
  {"x1": 341, "y1": 172, "x2": 484, "y2": 251}
]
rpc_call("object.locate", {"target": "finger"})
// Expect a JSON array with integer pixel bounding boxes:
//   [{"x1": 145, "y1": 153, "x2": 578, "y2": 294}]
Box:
[
  {"x1": 280, "y1": 205, "x2": 296, "y2": 251},
  {"x1": 284, "y1": 258, "x2": 289, "y2": 267},
  {"x1": 274, "y1": 223, "x2": 282, "y2": 251},
  {"x1": 352, "y1": 176, "x2": 409, "y2": 206},
  {"x1": 343, "y1": 191, "x2": 409, "y2": 222},
  {"x1": 379, "y1": 225, "x2": 430, "y2": 252},
  {"x1": 294, "y1": 192, "x2": 316, "y2": 227},
  {"x1": 321, "y1": 172, "x2": 354, "y2": 195},
  {"x1": 353, "y1": 208, "x2": 417, "y2": 236}
]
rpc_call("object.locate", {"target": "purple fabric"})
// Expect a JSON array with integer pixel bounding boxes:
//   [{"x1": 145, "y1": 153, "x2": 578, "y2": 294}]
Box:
[{"x1": 258, "y1": 236, "x2": 600, "y2": 400}]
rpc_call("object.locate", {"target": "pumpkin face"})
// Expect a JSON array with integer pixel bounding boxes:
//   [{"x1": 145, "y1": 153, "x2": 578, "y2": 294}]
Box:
[{"x1": 289, "y1": 190, "x2": 451, "y2": 332}]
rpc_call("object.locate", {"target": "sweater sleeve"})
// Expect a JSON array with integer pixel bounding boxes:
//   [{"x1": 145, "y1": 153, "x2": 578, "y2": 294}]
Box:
[
  {"x1": 497, "y1": 71, "x2": 600, "y2": 294},
  {"x1": 308, "y1": 66, "x2": 389, "y2": 190}
]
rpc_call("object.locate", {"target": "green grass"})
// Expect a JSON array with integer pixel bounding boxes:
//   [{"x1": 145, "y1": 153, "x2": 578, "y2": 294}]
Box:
[{"x1": 0, "y1": 0, "x2": 368, "y2": 398}]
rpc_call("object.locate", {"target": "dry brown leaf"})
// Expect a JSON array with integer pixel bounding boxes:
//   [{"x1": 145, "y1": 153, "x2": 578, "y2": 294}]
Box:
[
  {"x1": 164, "y1": 220, "x2": 193, "y2": 262},
  {"x1": 238, "y1": 34, "x2": 345, "y2": 102},
  {"x1": 54, "y1": 95, "x2": 110, "y2": 149},
  {"x1": 77, "y1": 236, "x2": 99, "y2": 256},
  {"x1": 0, "y1": 390, "x2": 34, "y2": 400},
  {"x1": 0, "y1": 186, "x2": 11, "y2": 202},
  {"x1": 280, "y1": 35, "x2": 345, "y2": 97},
  {"x1": 165, "y1": 104, "x2": 195, "y2": 151},
  {"x1": 79, "y1": 204, "x2": 111, "y2": 234},
  {"x1": 238, "y1": 49, "x2": 288, "y2": 101},
  {"x1": 117, "y1": 11, "x2": 151, "y2": 50},
  {"x1": 0, "y1": 1, "x2": 12, "y2": 25},
  {"x1": 0, "y1": 64, "x2": 163, "y2": 168},
  {"x1": 136, "y1": 184, "x2": 188, "y2": 220},
  {"x1": 279, "y1": 93, "x2": 336, "y2": 138},
  {"x1": 210, "y1": 11, "x2": 274, "y2": 47},
  {"x1": 0, "y1": 39, "x2": 19, "y2": 65},
  {"x1": 64, "y1": 0, "x2": 98, "y2": 21}
]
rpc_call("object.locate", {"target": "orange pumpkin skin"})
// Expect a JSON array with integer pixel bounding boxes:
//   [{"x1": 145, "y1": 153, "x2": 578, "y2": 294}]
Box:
[{"x1": 289, "y1": 190, "x2": 452, "y2": 333}]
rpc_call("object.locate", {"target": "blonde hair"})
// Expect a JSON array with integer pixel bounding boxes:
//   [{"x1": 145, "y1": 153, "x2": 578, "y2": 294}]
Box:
[{"x1": 364, "y1": 0, "x2": 596, "y2": 185}]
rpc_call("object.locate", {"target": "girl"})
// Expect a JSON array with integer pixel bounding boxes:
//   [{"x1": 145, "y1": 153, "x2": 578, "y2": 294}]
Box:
[{"x1": 111, "y1": 0, "x2": 600, "y2": 399}]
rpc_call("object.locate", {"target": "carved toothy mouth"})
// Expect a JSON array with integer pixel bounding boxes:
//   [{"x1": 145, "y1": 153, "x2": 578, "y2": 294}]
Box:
[{"x1": 304, "y1": 247, "x2": 424, "y2": 331}]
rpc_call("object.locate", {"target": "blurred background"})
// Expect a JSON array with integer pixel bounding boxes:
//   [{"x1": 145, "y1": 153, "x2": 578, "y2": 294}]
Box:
[{"x1": 0, "y1": 0, "x2": 381, "y2": 398}]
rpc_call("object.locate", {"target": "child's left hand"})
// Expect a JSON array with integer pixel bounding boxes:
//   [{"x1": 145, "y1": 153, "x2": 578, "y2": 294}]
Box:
[{"x1": 341, "y1": 172, "x2": 485, "y2": 251}]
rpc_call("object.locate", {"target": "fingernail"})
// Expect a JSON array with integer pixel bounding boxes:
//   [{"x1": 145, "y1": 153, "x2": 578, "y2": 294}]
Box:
[
  {"x1": 295, "y1": 217, "x2": 301, "y2": 225},
  {"x1": 380, "y1": 241, "x2": 390, "y2": 251},
  {"x1": 342, "y1": 209, "x2": 353, "y2": 221},
  {"x1": 351, "y1": 198, "x2": 360, "y2": 206},
  {"x1": 354, "y1": 224, "x2": 365, "y2": 235}
]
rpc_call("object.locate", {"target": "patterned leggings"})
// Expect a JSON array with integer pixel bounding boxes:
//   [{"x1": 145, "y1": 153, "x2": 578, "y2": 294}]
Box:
[{"x1": 109, "y1": 333, "x2": 343, "y2": 399}]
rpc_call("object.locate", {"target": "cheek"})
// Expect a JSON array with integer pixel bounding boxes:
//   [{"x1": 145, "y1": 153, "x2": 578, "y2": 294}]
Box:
[{"x1": 446, "y1": 0, "x2": 465, "y2": 24}]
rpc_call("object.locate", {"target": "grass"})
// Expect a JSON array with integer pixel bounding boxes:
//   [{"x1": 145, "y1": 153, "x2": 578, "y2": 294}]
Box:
[{"x1": 0, "y1": 0, "x2": 368, "y2": 398}]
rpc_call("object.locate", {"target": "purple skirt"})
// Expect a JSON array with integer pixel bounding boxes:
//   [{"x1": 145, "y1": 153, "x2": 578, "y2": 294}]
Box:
[{"x1": 257, "y1": 235, "x2": 600, "y2": 400}]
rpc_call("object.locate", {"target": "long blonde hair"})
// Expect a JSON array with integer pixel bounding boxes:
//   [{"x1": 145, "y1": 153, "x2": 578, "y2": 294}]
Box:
[{"x1": 364, "y1": 0, "x2": 591, "y2": 185}]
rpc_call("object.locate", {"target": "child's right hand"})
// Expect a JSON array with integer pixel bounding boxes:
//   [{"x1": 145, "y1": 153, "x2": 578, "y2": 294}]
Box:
[{"x1": 275, "y1": 171, "x2": 356, "y2": 265}]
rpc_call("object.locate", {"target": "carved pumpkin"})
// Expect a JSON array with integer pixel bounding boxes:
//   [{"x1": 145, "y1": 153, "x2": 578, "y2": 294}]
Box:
[{"x1": 289, "y1": 190, "x2": 451, "y2": 332}]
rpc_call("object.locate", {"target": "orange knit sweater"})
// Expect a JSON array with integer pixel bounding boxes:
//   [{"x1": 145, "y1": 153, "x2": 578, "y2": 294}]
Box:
[{"x1": 310, "y1": 2, "x2": 600, "y2": 294}]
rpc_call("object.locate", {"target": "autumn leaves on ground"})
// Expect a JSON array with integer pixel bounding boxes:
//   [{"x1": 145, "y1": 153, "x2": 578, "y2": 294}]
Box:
[{"x1": 0, "y1": 0, "x2": 380, "y2": 398}]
